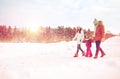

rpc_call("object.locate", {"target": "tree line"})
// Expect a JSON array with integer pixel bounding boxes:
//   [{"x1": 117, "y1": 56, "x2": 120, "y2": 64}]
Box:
[{"x1": 0, "y1": 25, "x2": 116, "y2": 43}]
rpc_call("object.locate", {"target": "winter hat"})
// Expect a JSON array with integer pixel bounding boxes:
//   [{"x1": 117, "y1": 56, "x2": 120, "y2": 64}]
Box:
[
  {"x1": 93, "y1": 18, "x2": 98, "y2": 25},
  {"x1": 98, "y1": 20, "x2": 103, "y2": 25}
]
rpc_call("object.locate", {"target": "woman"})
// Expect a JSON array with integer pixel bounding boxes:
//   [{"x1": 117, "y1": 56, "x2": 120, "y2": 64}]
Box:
[
  {"x1": 93, "y1": 20, "x2": 106, "y2": 59},
  {"x1": 73, "y1": 27, "x2": 85, "y2": 57}
]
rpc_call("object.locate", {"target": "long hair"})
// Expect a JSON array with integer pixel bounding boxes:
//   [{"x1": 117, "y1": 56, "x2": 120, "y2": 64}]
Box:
[{"x1": 78, "y1": 28, "x2": 82, "y2": 33}]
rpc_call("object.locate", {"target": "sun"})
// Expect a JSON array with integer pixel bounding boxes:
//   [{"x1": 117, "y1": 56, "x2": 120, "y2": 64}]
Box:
[
  {"x1": 25, "y1": 19, "x2": 40, "y2": 33},
  {"x1": 27, "y1": 23, "x2": 40, "y2": 33},
  {"x1": 29, "y1": 26, "x2": 39, "y2": 33}
]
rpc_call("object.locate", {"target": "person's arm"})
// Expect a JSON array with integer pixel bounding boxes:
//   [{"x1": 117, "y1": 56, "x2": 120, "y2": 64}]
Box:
[
  {"x1": 82, "y1": 39, "x2": 86, "y2": 43},
  {"x1": 81, "y1": 30, "x2": 84, "y2": 41},
  {"x1": 73, "y1": 32, "x2": 78, "y2": 41},
  {"x1": 101, "y1": 25, "x2": 105, "y2": 38}
]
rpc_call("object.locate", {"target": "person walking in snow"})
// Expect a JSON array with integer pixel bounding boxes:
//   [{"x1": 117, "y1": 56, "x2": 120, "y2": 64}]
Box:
[
  {"x1": 83, "y1": 32, "x2": 93, "y2": 57},
  {"x1": 73, "y1": 27, "x2": 85, "y2": 57},
  {"x1": 93, "y1": 20, "x2": 106, "y2": 59}
]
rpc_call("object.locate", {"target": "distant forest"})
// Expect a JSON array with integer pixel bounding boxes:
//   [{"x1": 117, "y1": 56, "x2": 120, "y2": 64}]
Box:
[{"x1": 0, "y1": 25, "x2": 117, "y2": 43}]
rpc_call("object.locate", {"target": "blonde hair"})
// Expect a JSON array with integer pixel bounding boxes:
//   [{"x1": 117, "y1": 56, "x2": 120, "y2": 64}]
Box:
[{"x1": 98, "y1": 20, "x2": 103, "y2": 25}]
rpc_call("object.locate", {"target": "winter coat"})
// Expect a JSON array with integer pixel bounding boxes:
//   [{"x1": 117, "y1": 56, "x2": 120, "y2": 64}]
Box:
[
  {"x1": 83, "y1": 39, "x2": 93, "y2": 48},
  {"x1": 73, "y1": 30, "x2": 84, "y2": 44},
  {"x1": 95, "y1": 24, "x2": 105, "y2": 41}
]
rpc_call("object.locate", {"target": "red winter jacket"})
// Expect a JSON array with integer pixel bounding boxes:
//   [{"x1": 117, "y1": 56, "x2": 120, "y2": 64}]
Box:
[{"x1": 95, "y1": 24, "x2": 105, "y2": 41}]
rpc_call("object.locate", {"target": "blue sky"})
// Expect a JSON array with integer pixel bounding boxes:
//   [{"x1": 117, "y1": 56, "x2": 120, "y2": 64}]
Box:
[{"x1": 0, "y1": 0, "x2": 120, "y2": 34}]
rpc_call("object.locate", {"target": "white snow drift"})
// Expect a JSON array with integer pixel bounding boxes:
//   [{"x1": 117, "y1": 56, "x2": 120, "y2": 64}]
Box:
[{"x1": 0, "y1": 36, "x2": 120, "y2": 79}]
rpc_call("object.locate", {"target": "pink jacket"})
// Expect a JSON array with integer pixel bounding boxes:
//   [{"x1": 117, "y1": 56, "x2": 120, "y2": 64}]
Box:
[{"x1": 83, "y1": 39, "x2": 93, "y2": 48}]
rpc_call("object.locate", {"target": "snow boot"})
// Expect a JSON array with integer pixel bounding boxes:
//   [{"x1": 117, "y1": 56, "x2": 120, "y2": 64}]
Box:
[
  {"x1": 82, "y1": 51, "x2": 85, "y2": 56},
  {"x1": 100, "y1": 53, "x2": 106, "y2": 57},
  {"x1": 94, "y1": 56, "x2": 98, "y2": 59},
  {"x1": 74, "y1": 53, "x2": 78, "y2": 57}
]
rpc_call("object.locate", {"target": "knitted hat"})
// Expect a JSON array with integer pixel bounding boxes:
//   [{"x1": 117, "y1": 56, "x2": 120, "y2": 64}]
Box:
[{"x1": 93, "y1": 18, "x2": 98, "y2": 25}]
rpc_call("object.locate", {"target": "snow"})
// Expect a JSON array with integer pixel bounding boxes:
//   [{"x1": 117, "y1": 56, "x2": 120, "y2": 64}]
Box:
[{"x1": 0, "y1": 36, "x2": 120, "y2": 79}]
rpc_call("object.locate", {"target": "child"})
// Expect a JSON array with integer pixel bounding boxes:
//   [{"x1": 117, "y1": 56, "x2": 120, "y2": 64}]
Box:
[
  {"x1": 83, "y1": 36, "x2": 93, "y2": 57},
  {"x1": 73, "y1": 27, "x2": 85, "y2": 57}
]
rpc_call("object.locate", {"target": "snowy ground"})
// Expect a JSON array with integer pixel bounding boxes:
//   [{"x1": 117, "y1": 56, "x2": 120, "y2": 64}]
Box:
[{"x1": 0, "y1": 36, "x2": 120, "y2": 79}]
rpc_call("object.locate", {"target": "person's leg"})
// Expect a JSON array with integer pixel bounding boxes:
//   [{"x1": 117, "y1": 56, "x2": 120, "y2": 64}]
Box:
[
  {"x1": 94, "y1": 41, "x2": 100, "y2": 59},
  {"x1": 85, "y1": 48, "x2": 89, "y2": 57},
  {"x1": 74, "y1": 44, "x2": 80, "y2": 57},
  {"x1": 79, "y1": 44, "x2": 85, "y2": 56},
  {"x1": 89, "y1": 48, "x2": 93, "y2": 57},
  {"x1": 99, "y1": 47, "x2": 106, "y2": 57}
]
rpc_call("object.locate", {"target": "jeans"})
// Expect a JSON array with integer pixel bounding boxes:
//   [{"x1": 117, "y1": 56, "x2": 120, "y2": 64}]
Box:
[
  {"x1": 76, "y1": 44, "x2": 84, "y2": 53},
  {"x1": 95, "y1": 40, "x2": 105, "y2": 57}
]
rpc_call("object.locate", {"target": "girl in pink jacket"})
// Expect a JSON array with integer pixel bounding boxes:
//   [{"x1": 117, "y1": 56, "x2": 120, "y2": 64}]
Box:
[{"x1": 83, "y1": 37, "x2": 93, "y2": 57}]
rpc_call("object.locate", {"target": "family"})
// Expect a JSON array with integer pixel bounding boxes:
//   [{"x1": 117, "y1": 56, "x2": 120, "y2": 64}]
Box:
[{"x1": 73, "y1": 18, "x2": 106, "y2": 59}]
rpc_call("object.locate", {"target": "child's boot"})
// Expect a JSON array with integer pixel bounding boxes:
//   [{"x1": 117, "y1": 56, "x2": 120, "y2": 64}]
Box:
[
  {"x1": 74, "y1": 53, "x2": 78, "y2": 57},
  {"x1": 82, "y1": 51, "x2": 85, "y2": 56}
]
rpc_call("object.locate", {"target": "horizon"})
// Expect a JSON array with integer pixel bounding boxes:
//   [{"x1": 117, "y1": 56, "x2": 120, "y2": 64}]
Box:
[{"x1": 0, "y1": 0, "x2": 120, "y2": 34}]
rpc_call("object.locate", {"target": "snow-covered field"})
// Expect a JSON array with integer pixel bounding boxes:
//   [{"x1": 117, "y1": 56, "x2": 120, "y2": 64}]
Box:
[{"x1": 0, "y1": 36, "x2": 120, "y2": 79}]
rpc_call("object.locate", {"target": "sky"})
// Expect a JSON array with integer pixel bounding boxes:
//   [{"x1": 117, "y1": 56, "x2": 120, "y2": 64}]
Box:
[{"x1": 0, "y1": 0, "x2": 120, "y2": 34}]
